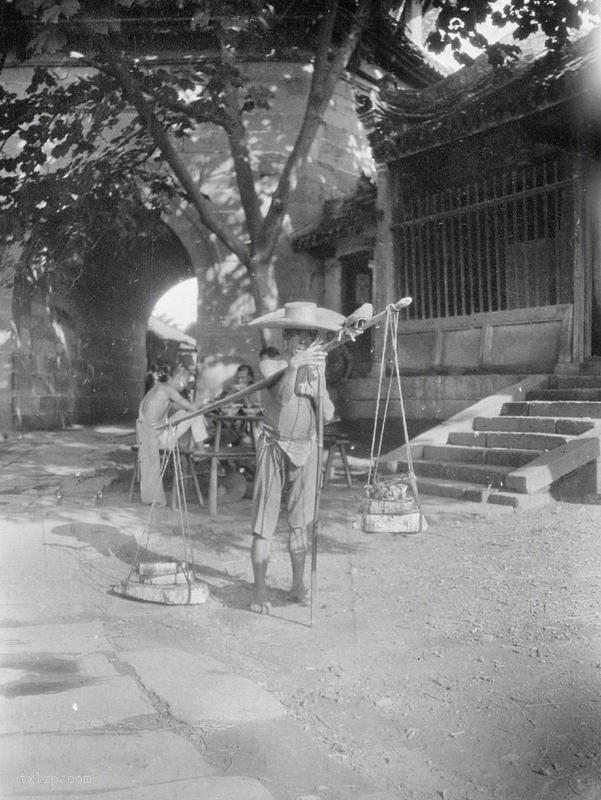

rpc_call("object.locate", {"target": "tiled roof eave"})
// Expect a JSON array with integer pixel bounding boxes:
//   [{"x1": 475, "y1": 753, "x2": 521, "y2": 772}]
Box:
[
  {"x1": 292, "y1": 204, "x2": 381, "y2": 251},
  {"x1": 377, "y1": 91, "x2": 584, "y2": 163},
  {"x1": 373, "y1": 63, "x2": 594, "y2": 163}
]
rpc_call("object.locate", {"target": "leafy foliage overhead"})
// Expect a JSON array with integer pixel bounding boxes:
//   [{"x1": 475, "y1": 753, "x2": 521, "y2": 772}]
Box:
[
  {"x1": 1, "y1": 0, "x2": 381, "y2": 306},
  {"x1": 1, "y1": 0, "x2": 596, "y2": 307},
  {"x1": 424, "y1": 0, "x2": 597, "y2": 69}
]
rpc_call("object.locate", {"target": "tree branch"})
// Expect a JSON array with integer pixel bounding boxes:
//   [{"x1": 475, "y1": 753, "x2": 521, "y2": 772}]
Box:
[
  {"x1": 135, "y1": 70, "x2": 231, "y2": 129},
  {"x1": 76, "y1": 26, "x2": 251, "y2": 265},
  {"x1": 218, "y1": 40, "x2": 264, "y2": 246},
  {"x1": 225, "y1": 116, "x2": 264, "y2": 246},
  {"x1": 257, "y1": 0, "x2": 372, "y2": 260}
]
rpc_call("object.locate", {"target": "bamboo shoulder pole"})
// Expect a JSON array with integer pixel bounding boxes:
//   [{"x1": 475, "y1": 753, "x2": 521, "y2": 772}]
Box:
[
  {"x1": 160, "y1": 297, "x2": 412, "y2": 430},
  {"x1": 310, "y1": 368, "x2": 325, "y2": 627}
]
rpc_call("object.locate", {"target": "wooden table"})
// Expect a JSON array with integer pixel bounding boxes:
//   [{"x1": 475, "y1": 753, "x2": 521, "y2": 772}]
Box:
[{"x1": 198, "y1": 411, "x2": 262, "y2": 516}]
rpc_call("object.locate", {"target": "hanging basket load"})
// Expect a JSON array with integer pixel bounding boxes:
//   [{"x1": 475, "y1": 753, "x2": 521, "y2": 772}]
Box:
[
  {"x1": 360, "y1": 475, "x2": 427, "y2": 534},
  {"x1": 360, "y1": 304, "x2": 427, "y2": 535},
  {"x1": 114, "y1": 560, "x2": 209, "y2": 605},
  {"x1": 114, "y1": 441, "x2": 210, "y2": 605}
]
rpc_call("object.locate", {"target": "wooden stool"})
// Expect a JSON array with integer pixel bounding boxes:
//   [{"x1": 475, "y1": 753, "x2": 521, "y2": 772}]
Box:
[
  {"x1": 128, "y1": 446, "x2": 204, "y2": 509},
  {"x1": 192, "y1": 449, "x2": 255, "y2": 516},
  {"x1": 322, "y1": 436, "x2": 353, "y2": 488}
]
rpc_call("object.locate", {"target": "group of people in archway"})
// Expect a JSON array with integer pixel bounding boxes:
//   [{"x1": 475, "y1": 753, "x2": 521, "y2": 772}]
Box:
[{"x1": 136, "y1": 348, "x2": 286, "y2": 507}]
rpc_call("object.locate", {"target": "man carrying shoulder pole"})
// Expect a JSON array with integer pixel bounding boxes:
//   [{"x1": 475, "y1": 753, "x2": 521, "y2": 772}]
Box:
[{"x1": 248, "y1": 302, "x2": 343, "y2": 616}]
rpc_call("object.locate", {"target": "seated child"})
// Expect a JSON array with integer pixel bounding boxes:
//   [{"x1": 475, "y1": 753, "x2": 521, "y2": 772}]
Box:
[{"x1": 136, "y1": 365, "x2": 208, "y2": 505}]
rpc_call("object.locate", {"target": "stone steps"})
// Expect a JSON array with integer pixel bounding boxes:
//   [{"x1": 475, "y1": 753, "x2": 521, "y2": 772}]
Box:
[
  {"x1": 414, "y1": 475, "x2": 551, "y2": 509},
  {"x1": 503, "y1": 437, "x2": 601, "y2": 494},
  {"x1": 501, "y1": 400, "x2": 601, "y2": 418},
  {"x1": 549, "y1": 375, "x2": 601, "y2": 389},
  {"x1": 472, "y1": 416, "x2": 594, "y2": 435},
  {"x1": 527, "y1": 388, "x2": 601, "y2": 401},
  {"x1": 399, "y1": 373, "x2": 601, "y2": 509},
  {"x1": 399, "y1": 458, "x2": 511, "y2": 488},
  {"x1": 422, "y1": 444, "x2": 541, "y2": 468},
  {"x1": 448, "y1": 430, "x2": 573, "y2": 450}
]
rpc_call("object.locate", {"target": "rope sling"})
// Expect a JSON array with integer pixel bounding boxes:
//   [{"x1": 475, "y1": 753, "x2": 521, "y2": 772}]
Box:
[
  {"x1": 363, "y1": 305, "x2": 425, "y2": 533},
  {"x1": 119, "y1": 429, "x2": 197, "y2": 598}
]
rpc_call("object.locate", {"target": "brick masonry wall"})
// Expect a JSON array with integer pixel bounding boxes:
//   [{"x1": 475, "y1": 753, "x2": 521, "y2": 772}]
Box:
[
  {"x1": 0, "y1": 61, "x2": 375, "y2": 431},
  {"x1": 10, "y1": 281, "x2": 147, "y2": 431},
  {"x1": 12, "y1": 277, "x2": 81, "y2": 429}
]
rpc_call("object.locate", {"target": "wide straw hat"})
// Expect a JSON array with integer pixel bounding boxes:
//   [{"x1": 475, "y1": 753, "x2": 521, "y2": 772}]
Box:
[{"x1": 249, "y1": 301, "x2": 345, "y2": 332}]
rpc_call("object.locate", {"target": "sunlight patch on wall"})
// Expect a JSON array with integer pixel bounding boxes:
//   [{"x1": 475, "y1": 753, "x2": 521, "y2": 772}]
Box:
[
  {"x1": 51, "y1": 320, "x2": 67, "y2": 350},
  {"x1": 152, "y1": 277, "x2": 198, "y2": 330}
]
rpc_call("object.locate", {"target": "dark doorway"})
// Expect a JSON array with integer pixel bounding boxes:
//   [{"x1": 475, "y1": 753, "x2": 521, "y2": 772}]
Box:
[{"x1": 341, "y1": 251, "x2": 373, "y2": 377}]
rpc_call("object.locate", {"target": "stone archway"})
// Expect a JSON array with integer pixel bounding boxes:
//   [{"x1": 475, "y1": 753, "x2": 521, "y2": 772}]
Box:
[
  {"x1": 147, "y1": 277, "x2": 198, "y2": 378},
  {"x1": 4, "y1": 217, "x2": 203, "y2": 431},
  {"x1": 72, "y1": 216, "x2": 197, "y2": 425}
]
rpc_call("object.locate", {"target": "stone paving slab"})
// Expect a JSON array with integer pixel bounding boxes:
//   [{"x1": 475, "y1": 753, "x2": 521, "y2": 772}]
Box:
[
  {"x1": 205, "y1": 716, "x2": 400, "y2": 800},
  {"x1": 0, "y1": 596, "x2": 91, "y2": 626},
  {"x1": 0, "y1": 730, "x2": 217, "y2": 796},
  {"x1": 0, "y1": 622, "x2": 110, "y2": 655},
  {"x1": 0, "y1": 652, "x2": 118, "y2": 683},
  {"x1": 0, "y1": 674, "x2": 154, "y2": 734},
  {"x1": 0, "y1": 776, "x2": 276, "y2": 800},
  {"x1": 121, "y1": 647, "x2": 286, "y2": 726}
]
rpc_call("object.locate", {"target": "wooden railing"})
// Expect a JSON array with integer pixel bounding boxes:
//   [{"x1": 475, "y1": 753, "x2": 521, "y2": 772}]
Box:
[{"x1": 392, "y1": 157, "x2": 576, "y2": 321}]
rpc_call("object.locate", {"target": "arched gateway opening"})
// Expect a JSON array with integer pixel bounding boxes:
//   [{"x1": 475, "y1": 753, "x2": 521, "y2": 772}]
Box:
[
  {"x1": 8, "y1": 217, "x2": 197, "y2": 430},
  {"x1": 148, "y1": 277, "x2": 198, "y2": 381},
  {"x1": 77, "y1": 218, "x2": 197, "y2": 424}
]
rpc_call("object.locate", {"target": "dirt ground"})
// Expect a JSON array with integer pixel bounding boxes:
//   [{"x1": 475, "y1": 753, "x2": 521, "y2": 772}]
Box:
[
  {"x1": 3, "y1": 430, "x2": 601, "y2": 800},
  {"x1": 101, "y1": 470, "x2": 601, "y2": 800}
]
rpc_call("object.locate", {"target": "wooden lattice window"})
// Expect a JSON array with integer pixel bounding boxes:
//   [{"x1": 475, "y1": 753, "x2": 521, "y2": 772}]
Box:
[{"x1": 392, "y1": 157, "x2": 576, "y2": 320}]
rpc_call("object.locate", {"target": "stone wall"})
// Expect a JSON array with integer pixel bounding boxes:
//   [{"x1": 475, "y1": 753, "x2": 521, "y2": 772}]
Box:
[
  {"x1": 3, "y1": 215, "x2": 191, "y2": 430},
  {"x1": 8, "y1": 271, "x2": 147, "y2": 430},
  {"x1": 166, "y1": 64, "x2": 376, "y2": 363},
  {"x1": 337, "y1": 373, "x2": 527, "y2": 447},
  {"x1": 0, "y1": 60, "x2": 375, "y2": 431}
]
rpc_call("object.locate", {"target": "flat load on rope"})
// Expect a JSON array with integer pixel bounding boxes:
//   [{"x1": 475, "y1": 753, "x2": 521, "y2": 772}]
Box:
[
  {"x1": 114, "y1": 560, "x2": 209, "y2": 604},
  {"x1": 115, "y1": 443, "x2": 211, "y2": 606}
]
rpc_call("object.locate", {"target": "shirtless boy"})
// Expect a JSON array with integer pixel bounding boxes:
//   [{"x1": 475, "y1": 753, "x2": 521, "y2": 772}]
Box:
[{"x1": 136, "y1": 366, "x2": 208, "y2": 505}]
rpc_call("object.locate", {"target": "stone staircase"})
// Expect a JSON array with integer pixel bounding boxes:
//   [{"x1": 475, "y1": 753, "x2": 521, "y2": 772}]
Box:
[{"x1": 393, "y1": 373, "x2": 601, "y2": 508}]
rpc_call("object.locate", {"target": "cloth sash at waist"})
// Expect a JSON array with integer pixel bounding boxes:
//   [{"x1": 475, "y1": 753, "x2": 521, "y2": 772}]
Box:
[{"x1": 261, "y1": 424, "x2": 315, "y2": 467}]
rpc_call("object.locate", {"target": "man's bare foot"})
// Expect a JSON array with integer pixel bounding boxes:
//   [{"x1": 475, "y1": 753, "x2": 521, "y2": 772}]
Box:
[
  {"x1": 250, "y1": 594, "x2": 272, "y2": 614},
  {"x1": 288, "y1": 585, "x2": 309, "y2": 606}
]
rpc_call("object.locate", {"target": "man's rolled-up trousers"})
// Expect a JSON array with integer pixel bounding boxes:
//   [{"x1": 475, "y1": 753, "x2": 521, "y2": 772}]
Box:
[{"x1": 251, "y1": 436, "x2": 318, "y2": 542}]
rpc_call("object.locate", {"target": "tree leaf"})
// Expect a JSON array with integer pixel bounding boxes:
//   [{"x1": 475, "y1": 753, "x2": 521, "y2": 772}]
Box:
[
  {"x1": 59, "y1": 0, "x2": 80, "y2": 17},
  {"x1": 41, "y1": 0, "x2": 80, "y2": 23},
  {"x1": 191, "y1": 11, "x2": 210, "y2": 30},
  {"x1": 32, "y1": 28, "x2": 67, "y2": 54}
]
